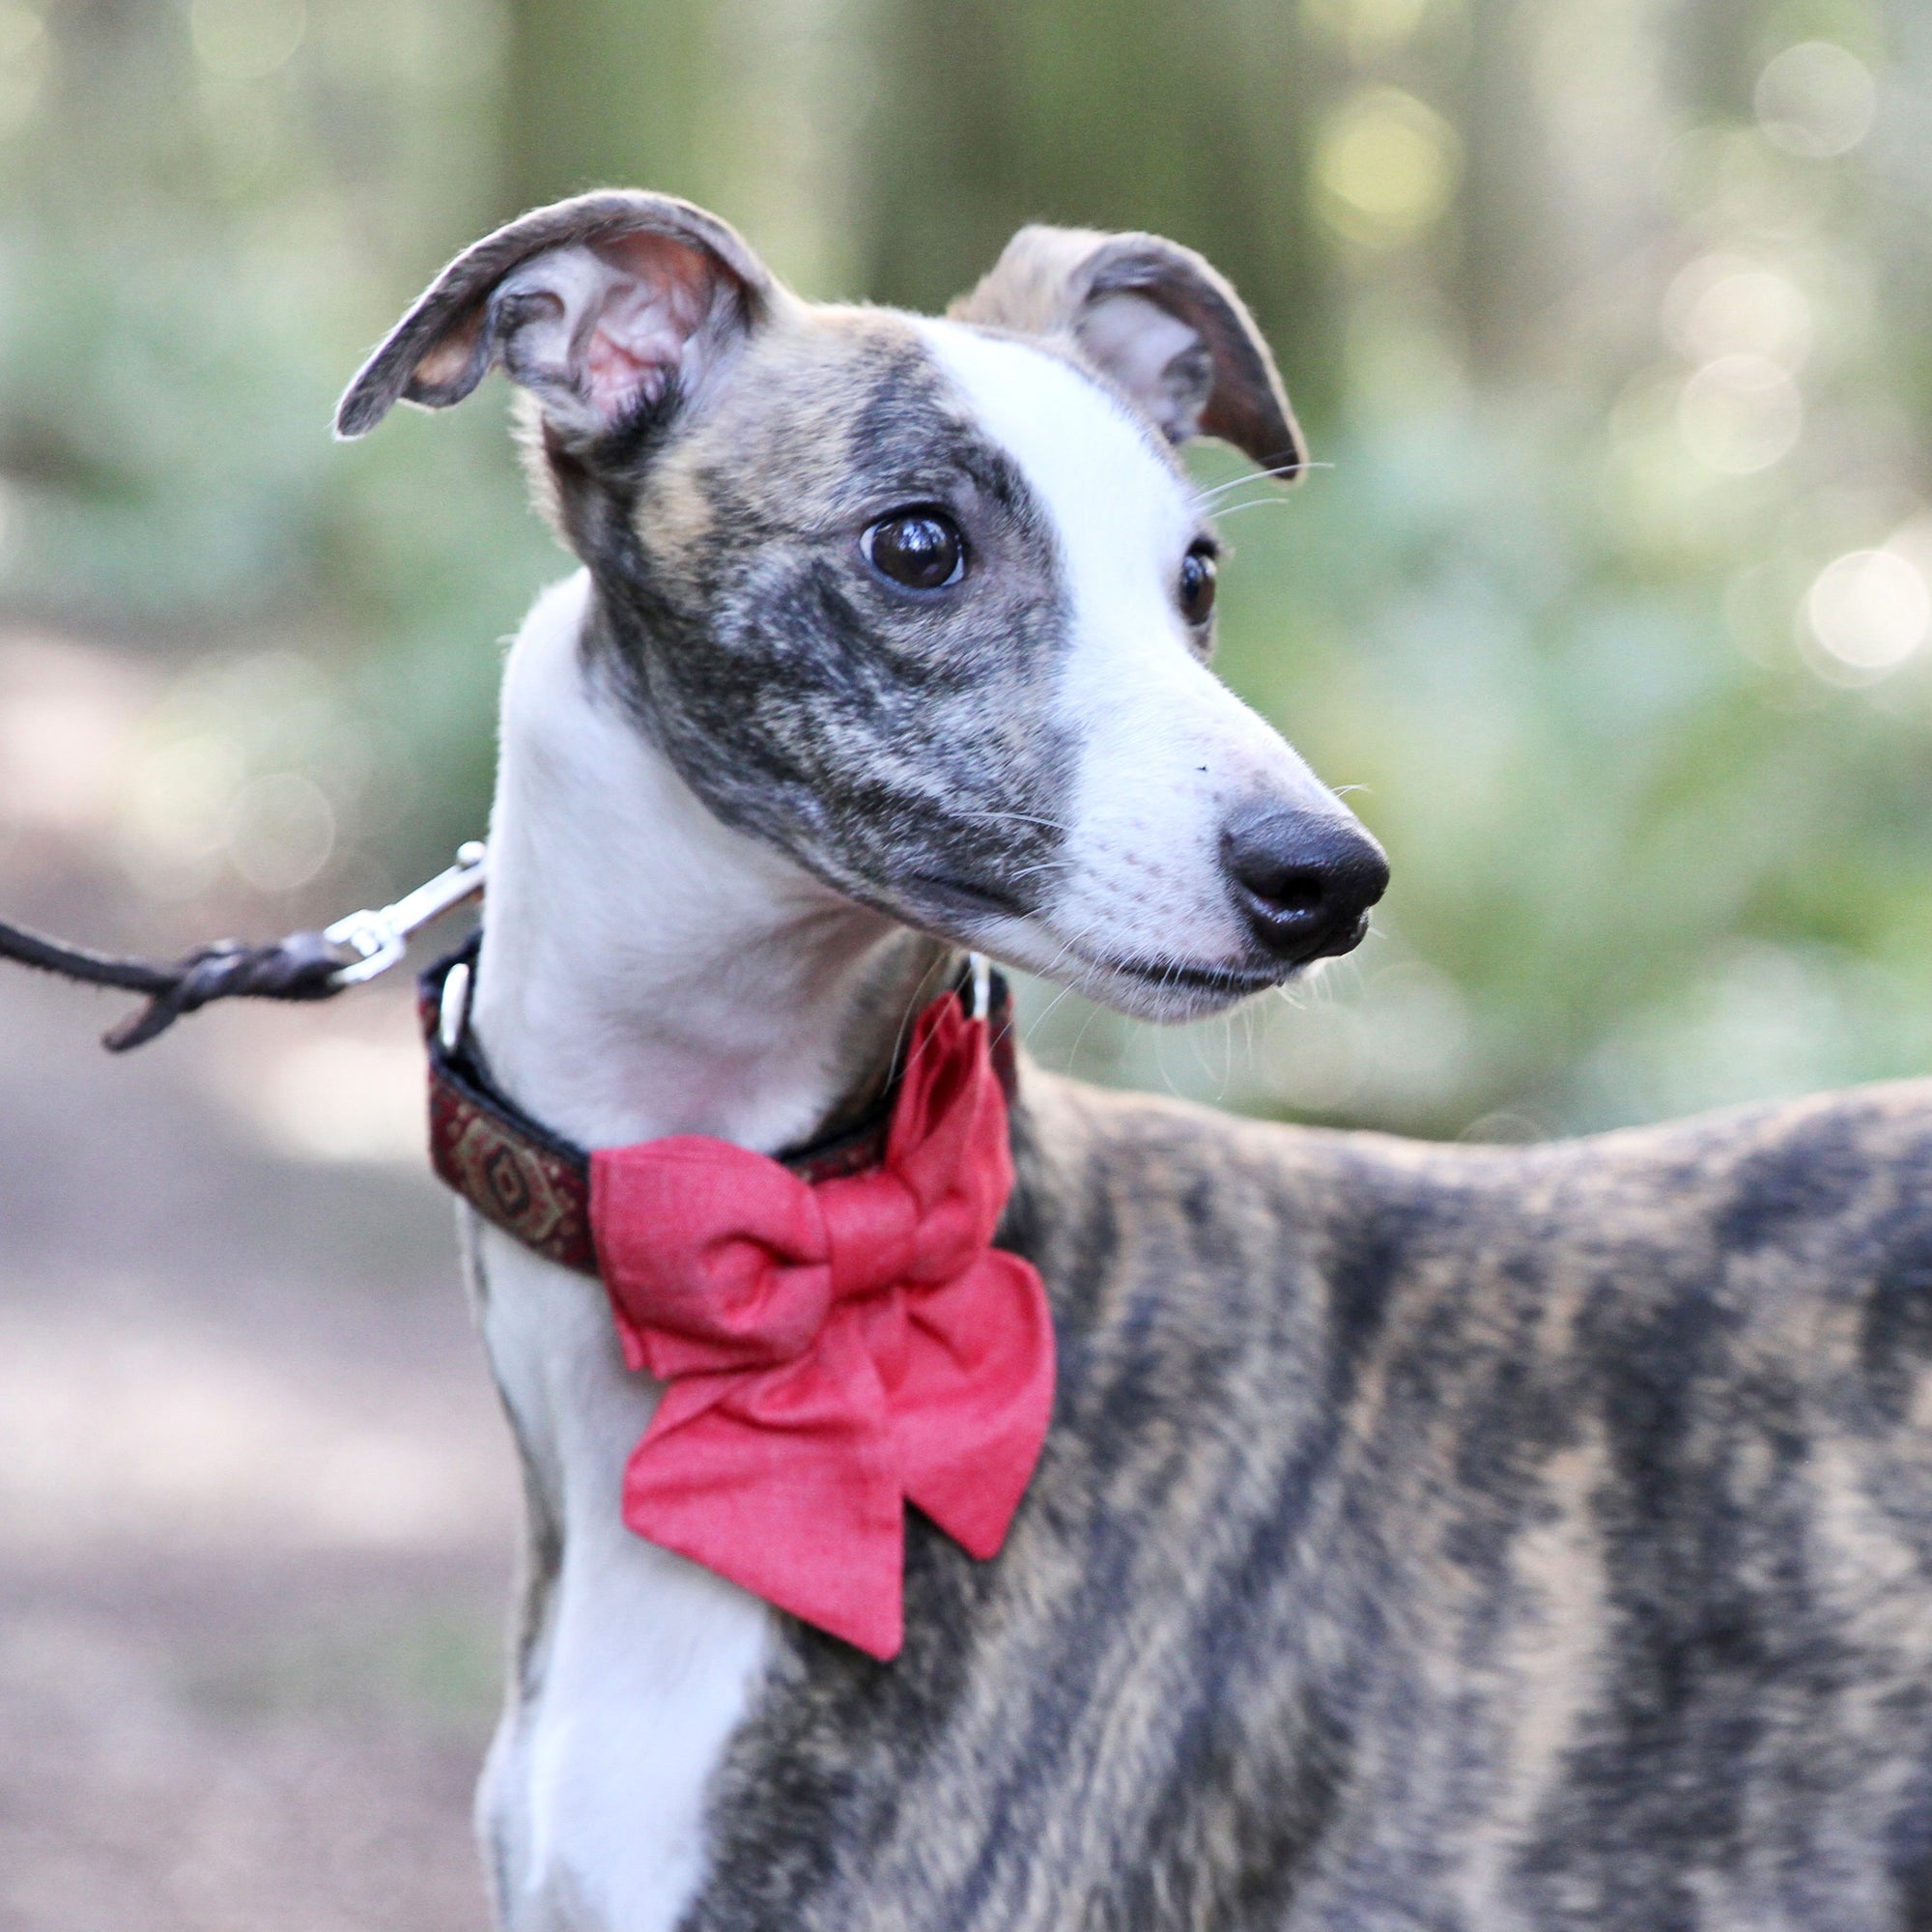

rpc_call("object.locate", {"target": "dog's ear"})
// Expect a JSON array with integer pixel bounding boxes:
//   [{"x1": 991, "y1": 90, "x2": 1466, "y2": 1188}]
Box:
[
  {"x1": 334, "y1": 190, "x2": 775, "y2": 446},
  {"x1": 950, "y1": 225, "x2": 1303, "y2": 478}
]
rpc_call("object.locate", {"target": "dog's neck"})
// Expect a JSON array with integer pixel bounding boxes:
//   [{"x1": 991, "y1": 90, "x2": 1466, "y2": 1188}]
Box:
[{"x1": 469, "y1": 570, "x2": 948, "y2": 1156}]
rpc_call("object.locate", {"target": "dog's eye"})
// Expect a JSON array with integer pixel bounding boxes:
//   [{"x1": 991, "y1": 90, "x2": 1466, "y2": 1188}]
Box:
[
  {"x1": 863, "y1": 510, "x2": 965, "y2": 591},
  {"x1": 1179, "y1": 544, "x2": 1217, "y2": 625}
]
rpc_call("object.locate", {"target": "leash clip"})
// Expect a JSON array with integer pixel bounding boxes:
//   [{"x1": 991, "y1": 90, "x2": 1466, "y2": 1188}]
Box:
[{"x1": 324, "y1": 840, "x2": 488, "y2": 987}]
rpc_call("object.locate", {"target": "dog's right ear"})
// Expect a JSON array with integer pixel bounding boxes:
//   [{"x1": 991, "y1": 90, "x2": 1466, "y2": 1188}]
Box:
[{"x1": 334, "y1": 190, "x2": 775, "y2": 447}]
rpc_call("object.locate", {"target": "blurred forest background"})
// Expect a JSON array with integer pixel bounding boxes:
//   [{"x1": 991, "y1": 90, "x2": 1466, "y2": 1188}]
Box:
[
  {"x1": 1, "y1": 2, "x2": 1929, "y2": 1925},
  {"x1": 0, "y1": 0, "x2": 1926, "y2": 1138}
]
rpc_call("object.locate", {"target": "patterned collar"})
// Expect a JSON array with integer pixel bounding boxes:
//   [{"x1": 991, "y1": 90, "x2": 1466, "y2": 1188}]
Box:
[{"x1": 415, "y1": 935, "x2": 1017, "y2": 1276}]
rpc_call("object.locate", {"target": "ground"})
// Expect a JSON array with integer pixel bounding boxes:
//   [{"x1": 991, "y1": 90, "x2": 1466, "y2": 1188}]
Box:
[{"x1": 0, "y1": 923, "x2": 516, "y2": 1931}]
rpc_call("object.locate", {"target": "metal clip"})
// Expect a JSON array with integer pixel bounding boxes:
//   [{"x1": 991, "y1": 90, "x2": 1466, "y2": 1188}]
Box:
[
  {"x1": 968, "y1": 952, "x2": 993, "y2": 1021},
  {"x1": 438, "y1": 959, "x2": 473, "y2": 1053},
  {"x1": 324, "y1": 840, "x2": 488, "y2": 988}
]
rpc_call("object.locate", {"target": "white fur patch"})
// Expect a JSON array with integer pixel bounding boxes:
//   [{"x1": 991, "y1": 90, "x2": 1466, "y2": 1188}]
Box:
[
  {"x1": 469, "y1": 1221, "x2": 774, "y2": 1932},
  {"x1": 918, "y1": 322, "x2": 1340, "y2": 1017}
]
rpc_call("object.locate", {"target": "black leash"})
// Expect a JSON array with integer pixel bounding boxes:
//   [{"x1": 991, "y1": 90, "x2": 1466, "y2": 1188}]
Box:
[
  {"x1": 0, "y1": 841, "x2": 487, "y2": 1053},
  {"x1": 0, "y1": 917, "x2": 347, "y2": 1051}
]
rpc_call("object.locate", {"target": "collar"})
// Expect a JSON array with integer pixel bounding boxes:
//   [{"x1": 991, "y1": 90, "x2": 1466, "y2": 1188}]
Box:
[{"x1": 416, "y1": 933, "x2": 1018, "y2": 1276}]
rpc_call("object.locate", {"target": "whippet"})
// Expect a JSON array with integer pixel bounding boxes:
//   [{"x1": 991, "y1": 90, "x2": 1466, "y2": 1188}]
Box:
[{"x1": 338, "y1": 191, "x2": 1932, "y2": 1931}]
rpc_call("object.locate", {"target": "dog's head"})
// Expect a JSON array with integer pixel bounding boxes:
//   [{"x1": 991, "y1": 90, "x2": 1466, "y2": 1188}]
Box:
[{"x1": 338, "y1": 191, "x2": 1385, "y2": 1020}]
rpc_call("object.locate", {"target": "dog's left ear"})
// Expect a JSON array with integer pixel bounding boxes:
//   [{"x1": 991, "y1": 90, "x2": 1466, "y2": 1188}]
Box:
[
  {"x1": 950, "y1": 225, "x2": 1304, "y2": 478},
  {"x1": 334, "y1": 190, "x2": 775, "y2": 447}
]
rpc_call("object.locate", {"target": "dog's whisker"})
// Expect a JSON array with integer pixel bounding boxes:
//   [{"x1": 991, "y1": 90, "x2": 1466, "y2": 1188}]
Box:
[
  {"x1": 1192, "y1": 462, "x2": 1305, "y2": 503},
  {"x1": 1209, "y1": 497, "x2": 1298, "y2": 520},
  {"x1": 1032, "y1": 908, "x2": 1112, "y2": 988},
  {"x1": 950, "y1": 806, "x2": 1065, "y2": 833},
  {"x1": 1067, "y1": 988, "x2": 1110, "y2": 1066},
  {"x1": 879, "y1": 951, "x2": 958, "y2": 1092},
  {"x1": 1022, "y1": 975, "x2": 1085, "y2": 1044},
  {"x1": 1190, "y1": 459, "x2": 1334, "y2": 510}
]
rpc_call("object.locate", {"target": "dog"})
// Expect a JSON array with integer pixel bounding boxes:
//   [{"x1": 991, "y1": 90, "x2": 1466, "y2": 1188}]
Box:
[{"x1": 337, "y1": 191, "x2": 1932, "y2": 1931}]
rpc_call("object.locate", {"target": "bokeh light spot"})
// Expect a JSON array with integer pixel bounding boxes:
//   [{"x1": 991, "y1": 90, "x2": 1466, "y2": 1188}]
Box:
[
  {"x1": 0, "y1": 0, "x2": 49, "y2": 136},
  {"x1": 1804, "y1": 549, "x2": 1930, "y2": 675},
  {"x1": 1677, "y1": 353, "x2": 1802, "y2": 473},
  {"x1": 123, "y1": 732, "x2": 246, "y2": 864},
  {"x1": 190, "y1": 0, "x2": 306, "y2": 81},
  {"x1": 1662, "y1": 256, "x2": 1812, "y2": 373},
  {"x1": 225, "y1": 770, "x2": 335, "y2": 891},
  {"x1": 1314, "y1": 87, "x2": 1461, "y2": 246},
  {"x1": 1754, "y1": 41, "x2": 1876, "y2": 158},
  {"x1": 1301, "y1": 0, "x2": 1433, "y2": 59}
]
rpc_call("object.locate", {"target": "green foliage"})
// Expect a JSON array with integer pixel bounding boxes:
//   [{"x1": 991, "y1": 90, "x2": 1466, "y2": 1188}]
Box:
[{"x1": 0, "y1": 0, "x2": 1925, "y2": 1135}]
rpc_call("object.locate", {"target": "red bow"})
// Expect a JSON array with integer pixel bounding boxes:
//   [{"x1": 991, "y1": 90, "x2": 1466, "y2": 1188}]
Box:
[{"x1": 589, "y1": 994, "x2": 1054, "y2": 1660}]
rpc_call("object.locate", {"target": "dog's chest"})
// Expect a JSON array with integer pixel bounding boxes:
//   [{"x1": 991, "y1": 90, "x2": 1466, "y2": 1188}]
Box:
[{"x1": 467, "y1": 1220, "x2": 778, "y2": 1932}]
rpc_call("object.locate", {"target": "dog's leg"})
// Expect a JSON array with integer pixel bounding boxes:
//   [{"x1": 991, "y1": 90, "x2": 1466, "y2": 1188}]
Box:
[{"x1": 462, "y1": 571, "x2": 943, "y2": 1932}]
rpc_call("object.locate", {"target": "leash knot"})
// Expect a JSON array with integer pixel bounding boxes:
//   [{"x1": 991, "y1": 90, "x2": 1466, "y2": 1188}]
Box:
[{"x1": 104, "y1": 930, "x2": 346, "y2": 1051}]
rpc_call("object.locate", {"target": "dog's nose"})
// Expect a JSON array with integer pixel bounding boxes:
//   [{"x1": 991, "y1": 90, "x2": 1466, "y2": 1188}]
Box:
[{"x1": 1221, "y1": 804, "x2": 1388, "y2": 965}]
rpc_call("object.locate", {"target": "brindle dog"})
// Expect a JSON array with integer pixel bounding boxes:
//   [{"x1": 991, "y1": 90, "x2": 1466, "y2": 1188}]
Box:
[{"x1": 337, "y1": 190, "x2": 1932, "y2": 1930}]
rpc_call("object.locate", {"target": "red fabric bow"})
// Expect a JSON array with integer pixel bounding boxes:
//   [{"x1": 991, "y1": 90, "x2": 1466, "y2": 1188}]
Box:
[{"x1": 589, "y1": 994, "x2": 1054, "y2": 1660}]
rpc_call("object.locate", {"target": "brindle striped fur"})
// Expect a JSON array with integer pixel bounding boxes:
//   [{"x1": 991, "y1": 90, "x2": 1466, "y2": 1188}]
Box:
[{"x1": 670, "y1": 1066, "x2": 1932, "y2": 1930}]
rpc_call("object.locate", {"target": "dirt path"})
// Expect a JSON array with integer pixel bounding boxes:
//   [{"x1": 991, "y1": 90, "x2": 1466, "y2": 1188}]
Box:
[{"x1": 0, "y1": 952, "x2": 519, "y2": 1932}]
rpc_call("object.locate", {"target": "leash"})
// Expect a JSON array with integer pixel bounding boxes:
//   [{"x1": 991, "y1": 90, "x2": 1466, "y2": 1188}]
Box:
[{"x1": 0, "y1": 840, "x2": 487, "y2": 1051}]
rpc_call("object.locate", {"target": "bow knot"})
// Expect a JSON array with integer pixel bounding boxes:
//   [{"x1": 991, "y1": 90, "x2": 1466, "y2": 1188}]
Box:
[{"x1": 589, "y1": 993, "x2": 1054, "y2": 1660}]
